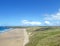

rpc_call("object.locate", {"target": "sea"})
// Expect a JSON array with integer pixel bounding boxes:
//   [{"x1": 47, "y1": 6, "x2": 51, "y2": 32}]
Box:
[{"x1": 0, "y1": 26, "x2": 10, "y2": 33}]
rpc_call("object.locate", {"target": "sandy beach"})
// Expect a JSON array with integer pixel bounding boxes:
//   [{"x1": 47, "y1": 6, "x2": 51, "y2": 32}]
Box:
[{"x1": 0, "y1": 28, "x2": 29, "y2": 46}]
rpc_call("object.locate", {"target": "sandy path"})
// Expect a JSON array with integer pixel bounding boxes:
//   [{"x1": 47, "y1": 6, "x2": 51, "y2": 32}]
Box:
[
  {"x1": 23, "y1": 29, "x2": 29, "y2": 46},
  {"x1": 0, "y1": 28, "x2": 29, "y2": 46}
]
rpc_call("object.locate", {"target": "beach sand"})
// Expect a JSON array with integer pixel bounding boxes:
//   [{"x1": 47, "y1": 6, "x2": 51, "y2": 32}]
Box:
[{"x1": 0, "y1": 28, "x2": 29, "y2": 46}]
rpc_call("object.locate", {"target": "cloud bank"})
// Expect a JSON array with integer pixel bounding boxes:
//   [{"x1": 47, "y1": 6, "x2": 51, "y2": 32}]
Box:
[
  {"x1": 21, "y1": 9, "x2": 60, "y2": 26},
  {"x1": 21, "y1": 20, "x2": 41, "y2": 26},
  {"x1": 44, "y1": 9, "x2": 60, "y2": 26}
]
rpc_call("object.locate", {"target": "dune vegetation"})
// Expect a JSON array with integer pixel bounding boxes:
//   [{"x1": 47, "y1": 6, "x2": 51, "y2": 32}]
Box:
[{"x1": 25, "y1": 26, "x2": 60, "y2": 46}]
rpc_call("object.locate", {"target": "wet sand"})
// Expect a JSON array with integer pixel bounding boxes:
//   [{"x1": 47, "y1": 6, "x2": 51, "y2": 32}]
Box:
[{"x1": 0, "y1": 28, "x2": 29, "y2": 46}]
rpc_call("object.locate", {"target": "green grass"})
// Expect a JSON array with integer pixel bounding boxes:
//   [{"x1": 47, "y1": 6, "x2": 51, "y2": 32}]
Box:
[{"x1": 25, "y1": 26, "x2": 60, "y2": 46}]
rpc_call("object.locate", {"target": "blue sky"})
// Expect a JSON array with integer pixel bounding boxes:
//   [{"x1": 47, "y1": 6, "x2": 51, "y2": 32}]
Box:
[{"x1": 0, "y1": 0, "x2": 60, "y2": 26}]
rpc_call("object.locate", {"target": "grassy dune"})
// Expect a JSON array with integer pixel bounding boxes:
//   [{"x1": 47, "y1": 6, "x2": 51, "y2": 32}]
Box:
[{"x1": 25, "y1": 26, "x2": 60, "y2": 46}]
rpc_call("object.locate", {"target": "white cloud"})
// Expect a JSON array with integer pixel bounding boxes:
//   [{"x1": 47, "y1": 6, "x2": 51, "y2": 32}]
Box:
[
  {"x1": 45, "y1": 9, "x2": 60, "y2": 21},
  {"x1": 21, "y1": 9, "x2": 60, "y2": 26},
  {"x1": 21, "y1": 20, "x2": 41, "y2": 26},
  {"x1": 53, "y1": 13, "x2": 60, "y2": 20},
  {"x1": 45, "y1": 14, "x2": 60, "y2": 21},
  {"x1": 45, "y1": 21, "x2": 51, "y2": 25},
  {"x1": 44, "y1": 9, "x2": 60, "y2": 26}
]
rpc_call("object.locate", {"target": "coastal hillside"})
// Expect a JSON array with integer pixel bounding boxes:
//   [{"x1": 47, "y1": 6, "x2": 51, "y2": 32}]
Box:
[{"x1": 25, "y1": 26, "x2": 60, "y2": 46}]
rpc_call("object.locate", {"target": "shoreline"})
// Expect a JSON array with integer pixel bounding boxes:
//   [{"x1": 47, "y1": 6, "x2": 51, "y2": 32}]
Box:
[{"x1": 0, "y1": 28, "x2": 13, "y2": 34}]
